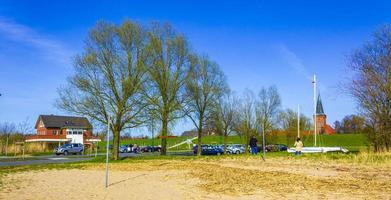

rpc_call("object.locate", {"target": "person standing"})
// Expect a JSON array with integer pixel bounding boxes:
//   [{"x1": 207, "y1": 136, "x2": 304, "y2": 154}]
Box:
[
  {"x1": 294, "y1": 138, "x2": 303, "y2": 155},
  {"x1": 249, "y1": 135, "x2": 258, "y2": 155}
]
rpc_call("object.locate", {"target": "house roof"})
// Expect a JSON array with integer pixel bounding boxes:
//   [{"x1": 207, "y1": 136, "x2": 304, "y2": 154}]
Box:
[{"x1": 35, "y1": 115, "x2": 92, "y2": 129}]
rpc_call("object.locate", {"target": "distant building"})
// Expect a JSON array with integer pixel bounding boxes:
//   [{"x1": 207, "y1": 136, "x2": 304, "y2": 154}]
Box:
[
  {"x1": 315, "y1": 95, "x2": 335, "y2": 134},
  {"x1": 25, "y1": 115, "x2": 101, "y2": 145},
  {"x1": 181, "y1": 130, "x2": 216, "y2": 137}
]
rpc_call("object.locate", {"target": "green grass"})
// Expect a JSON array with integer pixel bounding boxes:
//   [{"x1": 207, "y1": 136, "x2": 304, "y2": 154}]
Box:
[{"x1": 97, "y1": 133, "x2": 369, "y2": 152}]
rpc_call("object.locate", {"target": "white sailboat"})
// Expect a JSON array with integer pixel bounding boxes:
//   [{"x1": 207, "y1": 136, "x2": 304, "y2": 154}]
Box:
[{"x1": 287, "y1": 74, "x2": 349, "y2": 154}]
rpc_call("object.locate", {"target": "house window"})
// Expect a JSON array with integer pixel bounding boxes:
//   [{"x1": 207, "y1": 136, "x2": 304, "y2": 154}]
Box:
[
  {"x1": 53, "y1": 130, "x2": 58, "y2": 135},
  {"x1": 66, "y1": 129, "x2": 84, "y2": 135}
]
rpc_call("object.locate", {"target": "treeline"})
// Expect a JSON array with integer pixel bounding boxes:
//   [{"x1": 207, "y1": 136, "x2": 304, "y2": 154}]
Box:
[
  {"x1": 56, "y1": 20, "x2": 314, "y2": 159},
  {"x1": 333, "y1": 115, "x2": 371, "y2": 134},
  {"x1": 0, "y1": 121, "x2": 33, "y2": 155},
  {"x1": 57, "y1": 19, "x2": 391, "y2": 158}
]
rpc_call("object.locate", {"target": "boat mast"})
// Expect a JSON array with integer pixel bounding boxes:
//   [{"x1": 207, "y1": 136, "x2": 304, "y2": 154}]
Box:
[
  {"x1": 297, "y1": 104, "x2": 300, "y2": 138},
  {"x1": 313, "y1": 74, "x2": 317, "y2": 147}
]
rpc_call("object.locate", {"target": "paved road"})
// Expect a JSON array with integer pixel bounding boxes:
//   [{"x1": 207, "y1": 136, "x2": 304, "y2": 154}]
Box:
[
  {"x1": 0, "y1": 151, "x2": 194, "y2": 167},
  {"x1": 0, "y1": 157, "x2": 93, "y2": 167}
]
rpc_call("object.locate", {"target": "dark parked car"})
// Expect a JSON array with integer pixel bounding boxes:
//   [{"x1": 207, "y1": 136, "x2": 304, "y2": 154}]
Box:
[
  {"x1": 265, "y1": 144, "x2": 288, "y2": 152},
  {"x1": 193, "y1": 145, "x2": 224, "y2": 155},
  {"x1": 141, "y1": 146, "x2": 161, "y2": 152}
]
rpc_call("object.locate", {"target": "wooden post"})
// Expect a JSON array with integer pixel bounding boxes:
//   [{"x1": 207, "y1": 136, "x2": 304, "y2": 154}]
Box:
[{"x1": 95, "y1": 142, "x2": 98, "y2": 157}]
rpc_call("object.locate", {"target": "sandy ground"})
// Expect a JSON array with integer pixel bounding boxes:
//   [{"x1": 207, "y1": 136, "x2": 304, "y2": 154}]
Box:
[{"x1": 1, "y1": 157, "x2": 391, "y2": 200}]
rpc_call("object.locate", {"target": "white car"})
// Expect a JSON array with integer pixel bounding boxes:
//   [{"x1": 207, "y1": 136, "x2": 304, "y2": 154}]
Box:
[{"x1": 226, "y1": 144, "x2": 245, "y2": 154}]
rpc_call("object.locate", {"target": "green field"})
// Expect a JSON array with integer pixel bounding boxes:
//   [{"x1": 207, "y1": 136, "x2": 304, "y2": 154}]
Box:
[{"x1": 97, "y1": 133, "x2": 369, "y2": 152}]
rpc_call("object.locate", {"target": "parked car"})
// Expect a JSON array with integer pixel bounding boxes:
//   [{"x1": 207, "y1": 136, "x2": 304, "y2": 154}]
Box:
[
  {"x1": 226, "y1": 144, "x2": 245, "y2": 154},
  {"x1": 140, "y1": 146, "x2": 161, "y2": 153},
  {"x1": 264, "y1": 144, "x2": 288, "y2": 152},
  {"x1": 55, "y1": 143, "x2": 84, "y2": 155},
  {"x1": 268, "y1": 144, "x2": 288, "y2": 152},
  {"x1": 193, "y1": 145, "x2": 224, "y2": 155},
  {"x1": 119, "y1": 145, "x2": 130, "y2": 153},
  {"x1": 152, "y1": 146, "x2": 161, "y2": 152},
  {"x1": 130, "y1": 144, "x2": 141, "y2": 153}
]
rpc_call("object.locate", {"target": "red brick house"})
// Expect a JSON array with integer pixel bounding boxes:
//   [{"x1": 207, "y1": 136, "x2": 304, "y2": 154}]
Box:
[{"x1": 25, "y1": 115, "x2": 101, "y2": 145}]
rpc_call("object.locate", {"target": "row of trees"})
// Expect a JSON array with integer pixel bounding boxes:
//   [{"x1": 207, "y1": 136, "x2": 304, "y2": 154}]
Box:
[
  {"x1": 57, "y1": 20, "x2": 315, "y2": 159},
  {"x1": 57, "y1": 20, "x2": 230, "y2": 159},
  {"x1": 58, "y1": 20, "x2": 391, "y2": 157},
  {"x1": 0, "y1": 120, "x2": 33, "y2": 155},
  {"x1": 333, "y1": 115, "x2": 370, "y2": 134}
]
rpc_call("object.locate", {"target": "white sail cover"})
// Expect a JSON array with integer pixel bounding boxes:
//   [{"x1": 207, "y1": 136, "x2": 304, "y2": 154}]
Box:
[{"x1": 287, "y1": 147, "x2": 349, "y2": 153}]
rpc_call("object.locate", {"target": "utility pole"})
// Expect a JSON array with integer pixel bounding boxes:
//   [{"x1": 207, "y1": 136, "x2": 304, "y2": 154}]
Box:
[
  {"x1": 312, "y1": 74, "x2": 317, "y2": 147},
  {"x1": 105, "y1": 116, "x2": 111, "y2": 188}
]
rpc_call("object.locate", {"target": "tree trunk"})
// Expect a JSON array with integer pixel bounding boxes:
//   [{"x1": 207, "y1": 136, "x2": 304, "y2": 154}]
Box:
[
  {"x1": 5, "y1": 137, "x2": 9, "y2": 156},
  {"x1": 112, "y1": 126, "x2": 120, "y2": 160},
  {"x1": 223, "y1": 133, "x2": 228, "y2": 154},
  {"x1": 197, "y1": 117, "x2": 203, "y2": 156},
  {"x1": 161, "y1": 118, "x2": 168, "y2": 155}
]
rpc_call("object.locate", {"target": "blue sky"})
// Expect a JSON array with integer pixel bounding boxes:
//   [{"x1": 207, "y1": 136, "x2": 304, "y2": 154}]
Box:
[{"x1": 0, "y1": 0, "x2": 390, "y2": 135}]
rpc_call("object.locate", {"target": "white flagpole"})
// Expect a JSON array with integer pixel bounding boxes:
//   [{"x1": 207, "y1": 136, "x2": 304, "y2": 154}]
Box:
[
  {"x1": 105, "y1": 115, "x2": 110, "y2": 188},
  {"x1": 297, "y1": 104, "x2": 300, "y2": 138},
  {"x1": 313, "y1": 74, "x2": 317, "y2": 147}
]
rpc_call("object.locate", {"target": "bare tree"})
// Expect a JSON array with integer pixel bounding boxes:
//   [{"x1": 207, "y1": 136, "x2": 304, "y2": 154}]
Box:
[
  {"x1": 0, "y1": 122, "x2": 16, "y2": 156},
  {"x1": 216, "y1": 91, "x2": 238, "y2": 154},
  {"x1": 17, "y1": 117, "x2": 33, "y2": 134},
  {"x1": 57, "y1": 20, "x2": 148, "y2": 159},
  {"x1": 235, "y1": 89, "x2": 257, "y2": 153},
  {"x1": 256, "y1": 86, "x2": 281, "y2": 152},
  {"x1": 185, "y1": 55, "x2": 227, "y2": 155},
  {"x1": 346, "y1": 25, "x2": 391, "y2": 152},
  {"x1": 144, "y1": 23, "x2": 190, "y2": 155}
]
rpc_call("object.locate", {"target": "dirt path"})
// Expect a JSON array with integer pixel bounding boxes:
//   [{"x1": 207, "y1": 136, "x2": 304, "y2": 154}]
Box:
[{"x1": 1, "y1": 157, "x2": 391, "y2": 199}]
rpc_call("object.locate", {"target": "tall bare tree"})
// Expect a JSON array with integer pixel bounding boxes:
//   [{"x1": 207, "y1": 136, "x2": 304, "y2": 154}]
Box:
[
  {"x1": 256, "y1": 86, "x2": 281, "y2": 151},
  {"x1": 235, "y1": 89, "x2": 257, "y2": 153},
  {"x1": 347, "y1": 25, "x2": 391, "y2": 152},
  {"x1": 216, "y1": 91, "x2": 238, "y2": 153},
  {"x1": 57, "y1": 20, "x2": 148, "y2": 159},
  {"x1": 185, "y1": 55, "x2": 227, "y2": 155},
  {"x1": 144, "y1": 23, "x2": 190, "y2": 155}
]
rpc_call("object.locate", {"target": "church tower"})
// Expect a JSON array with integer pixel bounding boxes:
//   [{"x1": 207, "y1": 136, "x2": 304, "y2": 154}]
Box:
[
  {"x1": 315, "y1": 95, "x2": 326, "y2": 134},
  {"x1": 314, "y1": 95, "x2": 335, "y2": 134}
]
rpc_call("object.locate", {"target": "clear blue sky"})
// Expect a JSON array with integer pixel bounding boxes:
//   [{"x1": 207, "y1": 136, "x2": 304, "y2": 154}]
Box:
[{"x1": 1, "y1": 0, "x2": 390, "y2": 135}]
